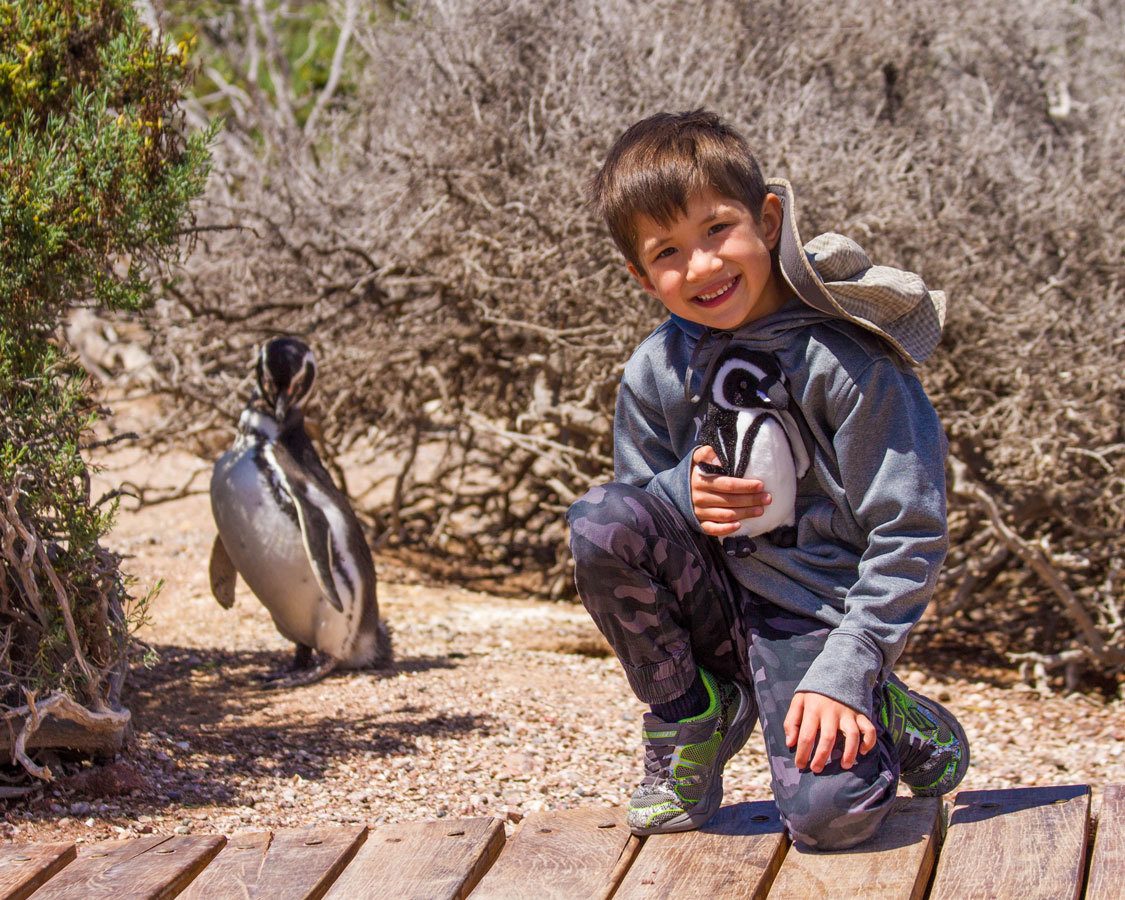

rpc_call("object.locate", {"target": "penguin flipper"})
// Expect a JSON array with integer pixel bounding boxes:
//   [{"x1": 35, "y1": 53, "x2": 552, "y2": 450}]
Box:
[
  {"x1": 209, "y1": 534, "x2": 238, "y2": 609},
  {"x1": 266, "y1": 443, "x2": 374, "y2": 615}
]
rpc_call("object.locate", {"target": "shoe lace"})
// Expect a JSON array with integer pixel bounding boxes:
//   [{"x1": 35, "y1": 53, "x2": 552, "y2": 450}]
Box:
[
  {"x1": 640, "y1": 722, "x2": 683, "y2": 786},
  {"x1": 639, "y1": 712, "x2": 723, "y2": 787},
  {"x1": 897, "y1": 730, "x2": 937, "y2": 774},
  {"x1": 886, "y1": 691, "x2": 948, "y2": 774}
]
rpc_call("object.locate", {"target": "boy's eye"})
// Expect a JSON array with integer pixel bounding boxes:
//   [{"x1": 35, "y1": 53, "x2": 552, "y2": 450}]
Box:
[
  {"x1": 709, "y1": 222, "x2": 730, "y2": 236},
  {"x1": 653, "y1": 246, "x2": 676, "y2": 261}
]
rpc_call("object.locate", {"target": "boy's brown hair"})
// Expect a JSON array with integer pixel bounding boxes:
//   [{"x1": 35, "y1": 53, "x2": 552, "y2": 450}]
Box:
[{"x1": 588, "y1": 109, "x2": 768, "y2": 273}]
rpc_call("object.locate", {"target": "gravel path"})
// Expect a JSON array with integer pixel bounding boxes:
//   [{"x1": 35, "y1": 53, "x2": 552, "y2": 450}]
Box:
[{"x1": 3, "y1": 449, "x2": 1123, "y2": 844}]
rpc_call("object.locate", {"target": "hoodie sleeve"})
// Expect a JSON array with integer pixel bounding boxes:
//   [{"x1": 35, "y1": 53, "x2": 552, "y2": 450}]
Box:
[
  {"x1": 612, "y1": 357, "x2": 702, "y2": 530},
  {"x1": 795, "y1": 357, "x2": 949, "y2": 719}
]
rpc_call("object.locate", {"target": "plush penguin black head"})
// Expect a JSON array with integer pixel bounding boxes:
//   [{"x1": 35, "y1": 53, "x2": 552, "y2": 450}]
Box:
[
  {"x1": 255, "y1": 337, "x2": 317, "y2": 420},
  {"x1": 711, "y1": 348, "x2": 789, "y2": 411}
]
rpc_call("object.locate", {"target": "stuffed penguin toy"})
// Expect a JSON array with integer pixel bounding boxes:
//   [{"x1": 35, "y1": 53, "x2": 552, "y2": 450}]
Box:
[{"x1": 696, "y1": 347, "x2": 811, "y2": 558}]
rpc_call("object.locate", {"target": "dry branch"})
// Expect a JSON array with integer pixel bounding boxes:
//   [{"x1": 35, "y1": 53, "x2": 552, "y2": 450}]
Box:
[{"x1": 949, "y1": 455, "x2": 1124, "y2": 682}]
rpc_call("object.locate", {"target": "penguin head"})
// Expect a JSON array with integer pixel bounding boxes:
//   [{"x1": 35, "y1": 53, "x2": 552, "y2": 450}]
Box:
[
  {"x1": 255, "y1": 337, "x2": 317, "y2": 420},
  {"x1": 709, "y1": 348, "x2": 789, "y2": 411}
]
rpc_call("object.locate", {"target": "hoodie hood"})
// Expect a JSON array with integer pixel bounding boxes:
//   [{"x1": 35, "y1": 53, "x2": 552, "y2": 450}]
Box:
[
  {"x1": 671, "y1": 298, "x2": 842, "y2": 404},
  {"x1": 669, "y1": 296, "x2": 838, "y2": 346}
]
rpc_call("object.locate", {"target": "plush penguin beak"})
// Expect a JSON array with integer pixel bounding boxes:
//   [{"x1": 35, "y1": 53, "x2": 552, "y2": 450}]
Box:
[{"x1": 766, "y1": 378, "x2": 789, "y2": 409}]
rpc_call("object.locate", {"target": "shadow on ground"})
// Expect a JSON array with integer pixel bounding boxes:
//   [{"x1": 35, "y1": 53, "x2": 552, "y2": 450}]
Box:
[{"x1": 8, "y1": 643, "x2": 490, "y2": 823}]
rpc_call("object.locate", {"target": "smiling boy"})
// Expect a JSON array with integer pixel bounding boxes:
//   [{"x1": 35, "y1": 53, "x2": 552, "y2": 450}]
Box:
[{"x1": 567, "y1": 110, "x2": 969, "y2": 848}]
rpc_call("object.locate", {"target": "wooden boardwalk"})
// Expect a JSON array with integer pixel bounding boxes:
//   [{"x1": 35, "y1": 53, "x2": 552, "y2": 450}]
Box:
[{"x1": 0, "y1": 784, "x2": 1120, "y2": 898}]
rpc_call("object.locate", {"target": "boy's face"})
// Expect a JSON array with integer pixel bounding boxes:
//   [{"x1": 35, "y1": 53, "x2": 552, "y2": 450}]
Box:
[{"x1": 627, "y1": 188, "x2": 786, "y2": 331}]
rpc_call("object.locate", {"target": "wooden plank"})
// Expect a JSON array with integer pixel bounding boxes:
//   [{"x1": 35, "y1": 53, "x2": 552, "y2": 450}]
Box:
[
  {"x1": 0, "y1": 842, "x2": 76, "y2": 900},
  {"x1": 177, "y1": 832, "x2": 271, "y2": 900},
  {"x1": 469, "y1": 807, "x2": 639, "y2": 899},
  {"x1": 179, "y1": 826, "x2": 367, "y2": 900},
  {"x1": 322, "y1": 818, "x2": 504, "y2": 900},
  {"x1": 929, "y1": 785, "x2": 1089, "y2": 900},
  {"x1": 767, "y1": 796, "x2": 940, "y2": 899},
  {"x1": 613, "y1": 801, "x2": 788, "y2": 899},
  {"x1": 28, "y1": 834, "x2": 225, "y2": 900},
  {"x1": 1087, "y1": 784, "x2": 1125, "y2": 900}
]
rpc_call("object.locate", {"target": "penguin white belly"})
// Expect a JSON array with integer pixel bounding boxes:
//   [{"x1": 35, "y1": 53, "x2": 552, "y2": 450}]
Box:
[
  {"x1": 210, "y1": 450, "x2": 352, "y2": 656},
  {"x1": 733, "y1": 415, "x2": 798, "y2": 538}
]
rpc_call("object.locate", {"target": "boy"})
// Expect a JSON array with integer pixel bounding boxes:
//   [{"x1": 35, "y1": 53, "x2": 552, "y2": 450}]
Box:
[{"x1": 567, "y1": 109, "x2": 968, "y2": 849}]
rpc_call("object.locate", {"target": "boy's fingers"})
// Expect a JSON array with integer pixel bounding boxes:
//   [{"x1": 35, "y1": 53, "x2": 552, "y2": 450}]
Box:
[
  {"x1": 858, "y1": 715, "x2": 877, "y2": 753},
  {"x1": 809, "y1": 712, "x2": 838, "y2": 773},
  {"x1": 700, "y1": 520, "x2": 741, "y2": 537},
  {"x1": 692, "y1": 445, "x2": 720, "y2": 466},
  {"x1": 695, "y1": 475, "x2": 768, "y2": 495},
  {"x1": 696, "y1": 502, "x2": 767, "y2": 523},
  {"x1": 783, "y1": 695, "x2": 803, "y2": 749},
  {"x1": 795, "y1": 711, "x2": 820, "y2": 770},
  {"x1": 693, "y1": 491, "x2": 772, "y2": 511},
  {"x1": 840, "y1": 720, "x2": 861, "y2": 769}
]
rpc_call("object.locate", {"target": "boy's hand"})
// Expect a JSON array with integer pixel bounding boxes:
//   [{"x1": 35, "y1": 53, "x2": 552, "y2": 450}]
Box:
[
  {"x1": 784, "y1": 691, "x2": 877, "y2": 773},
  {"x1": 691, "y1": 446, "x2": 772, "y2": 537}
]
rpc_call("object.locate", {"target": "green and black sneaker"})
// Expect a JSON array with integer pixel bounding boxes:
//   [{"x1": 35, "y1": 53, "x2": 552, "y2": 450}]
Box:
[
  {"x1": 881, "y1": 674, "x2": 970, "y2": 797},
  {"x1": 626, "y1": 669, "x2": 756, "y2": 836}
]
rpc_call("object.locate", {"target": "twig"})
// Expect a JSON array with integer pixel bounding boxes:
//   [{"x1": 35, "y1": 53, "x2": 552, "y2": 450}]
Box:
[
  {"x1": 80, "y1": 432, "x2": 139, "y2": 452},
  {"x1": 304, "y1": 0, "x2": 360, "y2": 135}
]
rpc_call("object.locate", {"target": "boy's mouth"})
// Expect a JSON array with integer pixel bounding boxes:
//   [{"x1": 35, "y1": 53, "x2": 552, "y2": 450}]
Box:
[{"x1": 692, "y1": 275, "x2": 740, "y2": 308}]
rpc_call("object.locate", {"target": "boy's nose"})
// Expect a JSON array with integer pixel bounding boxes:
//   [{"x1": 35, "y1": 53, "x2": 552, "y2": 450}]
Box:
[{"x1": 686, "y1": 248, "x2": 721, "y2": 281}]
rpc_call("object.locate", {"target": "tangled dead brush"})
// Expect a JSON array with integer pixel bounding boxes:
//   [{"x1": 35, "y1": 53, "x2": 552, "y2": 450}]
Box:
[{"x1": 135, "y1": 0, "x2": 1122, "y2": 688}]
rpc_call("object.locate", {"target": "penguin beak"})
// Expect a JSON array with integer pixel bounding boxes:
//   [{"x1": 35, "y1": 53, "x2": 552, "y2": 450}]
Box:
[
  {"x1": 766, "y1": 379, "x2": 789, "y2": 409},
  {"x1": 275, "y1": 392, "x2": 291, "y2": 420}
]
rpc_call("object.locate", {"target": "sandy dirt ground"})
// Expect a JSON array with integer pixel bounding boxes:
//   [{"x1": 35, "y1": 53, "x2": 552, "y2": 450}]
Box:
[{"x1": 2, "y1": 443, "x2": 1123, "y2": 845}]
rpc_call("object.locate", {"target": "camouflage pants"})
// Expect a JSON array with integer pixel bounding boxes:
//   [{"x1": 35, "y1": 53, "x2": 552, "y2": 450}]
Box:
[{"x1": 567, "y1": 482, "x2": 899, "y2": 849}]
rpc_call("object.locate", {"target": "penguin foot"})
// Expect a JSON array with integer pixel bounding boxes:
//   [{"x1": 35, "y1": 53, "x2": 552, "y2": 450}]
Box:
[
  {"x1": 722, "y1": 536, "x2": 757, "y2": 558},
  {"x1": 292, "y1": 643, "x2": 315, "y2": 670},
  {"x1": 768, "y1": 525, "x2": 798, "y2": 548},
  {"x1": 256, "y1": 644, "x2": 319, "y2": 684},
  {"x1": 260, "y1": 657, "x2": 339, "y2": 689}
]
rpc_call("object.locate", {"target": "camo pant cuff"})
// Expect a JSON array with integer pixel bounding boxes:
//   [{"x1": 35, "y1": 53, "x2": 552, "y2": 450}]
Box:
[{"x1": 619, "y1": 640, "x2": 697, "y2": 706}]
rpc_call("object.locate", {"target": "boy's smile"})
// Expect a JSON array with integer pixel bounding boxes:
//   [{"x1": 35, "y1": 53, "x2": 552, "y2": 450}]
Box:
[{"x1": 628, "y1": 188, "x2": 786, "y2": 331}]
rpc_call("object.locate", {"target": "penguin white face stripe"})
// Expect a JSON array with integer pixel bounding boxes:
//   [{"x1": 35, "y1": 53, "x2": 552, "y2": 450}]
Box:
[
  {"x1": 238, "y1": 409, "x2": 280, "y2": 442},
  {"x1": 711, "y1": 357, "x2": 773, "y2": 410}
]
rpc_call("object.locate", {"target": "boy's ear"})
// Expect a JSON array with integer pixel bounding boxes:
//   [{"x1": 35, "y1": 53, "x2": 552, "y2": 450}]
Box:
[
  {"x1": 627, "y1": 262, "x2": 656, "y2": 296},
  {"x1": 760, "y1": 192, "x2": 784, "y2": 250}
]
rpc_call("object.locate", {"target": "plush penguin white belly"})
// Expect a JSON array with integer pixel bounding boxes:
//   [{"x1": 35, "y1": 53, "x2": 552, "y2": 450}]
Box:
[
  {"x1": 696, "y1": 347, "x2": 812, "y2": 558},
  {"x1": 727, "y1": 413, "x2": 798, "y2": 539},
  {"x1": 211, "y1": 448, "x2": 352, "y2": 659}
]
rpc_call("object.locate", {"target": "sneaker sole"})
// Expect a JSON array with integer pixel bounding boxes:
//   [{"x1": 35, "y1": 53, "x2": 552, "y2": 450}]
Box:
[
  {"x1": 889, "y1": 675, "x2": 971, "y2": 797},
  {"x1": 629, "y1": 680, "x2": 757, "y2": 836}
]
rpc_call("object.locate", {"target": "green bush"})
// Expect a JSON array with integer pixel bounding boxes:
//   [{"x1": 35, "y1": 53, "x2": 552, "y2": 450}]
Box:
[{"x1": 0, "y1": 0, "x2": 211, "y2": 772}]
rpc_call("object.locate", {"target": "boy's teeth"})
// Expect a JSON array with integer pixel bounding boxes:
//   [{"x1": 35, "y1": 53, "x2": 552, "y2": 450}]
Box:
[{"x1": 698, "y1": 279, "x2": 733, "y2": 301}]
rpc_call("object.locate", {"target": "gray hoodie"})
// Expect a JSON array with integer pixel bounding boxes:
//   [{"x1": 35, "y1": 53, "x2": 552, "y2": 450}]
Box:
[{"x1": 613, "y1": 299, "x2": 948, "y2": 720}]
